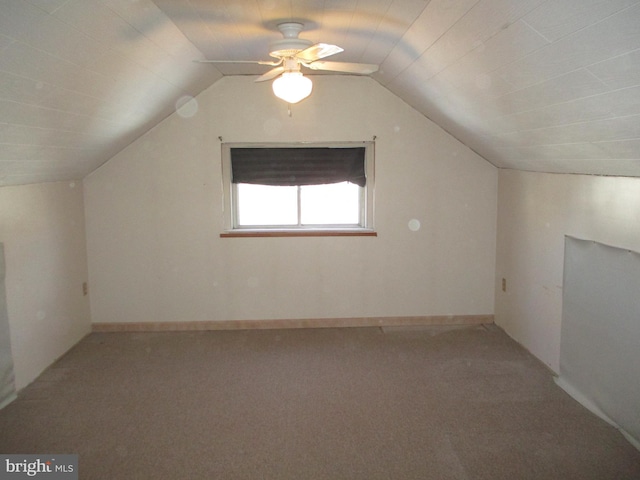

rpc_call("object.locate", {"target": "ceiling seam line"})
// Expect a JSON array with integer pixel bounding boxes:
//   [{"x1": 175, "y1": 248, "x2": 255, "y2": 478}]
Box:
[
  {"x1": 489, "y1": 112, "x2": 640, "y2": 137},
  {"x1": 377, "y1": 0, "x2": 482, "y2": 84},
  {"x1": 492, "y1": 84, "x2": 640, "y2": 123}
]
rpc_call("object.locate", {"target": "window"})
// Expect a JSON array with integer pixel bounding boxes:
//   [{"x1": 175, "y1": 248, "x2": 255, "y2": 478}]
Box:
[{"x1": 221, "y1": 143, "x2": 375, "y2": 236}]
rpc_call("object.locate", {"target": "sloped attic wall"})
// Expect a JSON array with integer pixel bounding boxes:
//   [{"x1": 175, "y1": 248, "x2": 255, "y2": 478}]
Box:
[
  {"x1": 84, "y1": 75, "x2": 497, "y2": 325},
  {"x1": 495, "y1": 170, "x2": 640, "y2": 373},
  {"x1": 0, "y1": 181, "x2": 91, "y2": 389}
]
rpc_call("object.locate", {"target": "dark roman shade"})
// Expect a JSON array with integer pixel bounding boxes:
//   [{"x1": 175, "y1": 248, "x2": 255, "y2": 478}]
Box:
[{"x1": 231, "y1": 147, "x2": 366, "y2": 187}]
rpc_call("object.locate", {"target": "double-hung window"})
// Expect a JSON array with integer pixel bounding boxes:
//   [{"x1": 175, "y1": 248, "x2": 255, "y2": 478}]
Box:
[{"x1": 221, "y1": 142, "x2": 375, "y2": 236}]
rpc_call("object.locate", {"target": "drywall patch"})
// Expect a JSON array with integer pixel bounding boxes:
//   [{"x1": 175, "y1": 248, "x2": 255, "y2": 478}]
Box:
[
  {"x1": 0, "y1": 243, "x2": 17, "y2": 409},
  {"x1": 558, "y1": 236, "x2": 640, "y2": 449}
]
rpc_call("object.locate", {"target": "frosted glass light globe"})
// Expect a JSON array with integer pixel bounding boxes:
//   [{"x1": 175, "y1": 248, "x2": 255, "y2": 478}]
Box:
[{"x1": 272, "y1": 72, "x2": 313, "y2": 104}]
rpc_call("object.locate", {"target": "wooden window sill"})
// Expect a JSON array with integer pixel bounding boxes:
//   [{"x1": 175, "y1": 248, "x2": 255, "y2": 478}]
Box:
[{"x1": 220, "y1": 230, "x2": 377, "y2": 238}]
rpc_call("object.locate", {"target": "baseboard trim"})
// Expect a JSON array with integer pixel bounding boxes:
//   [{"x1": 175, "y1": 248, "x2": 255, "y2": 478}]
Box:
[{"x1": 92, "y1": 315, "x2": 493, "y2": 332}]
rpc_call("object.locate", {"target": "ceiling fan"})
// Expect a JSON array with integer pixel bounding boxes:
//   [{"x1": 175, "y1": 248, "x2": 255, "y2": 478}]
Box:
[{"x1": 198, "y1": 22, "x2": 379, "y2": 104}]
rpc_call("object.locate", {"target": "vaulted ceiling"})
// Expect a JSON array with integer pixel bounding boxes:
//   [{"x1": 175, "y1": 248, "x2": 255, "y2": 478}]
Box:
[{"x1": 1, "y1": 0, "x2": 640, "y2": 187}]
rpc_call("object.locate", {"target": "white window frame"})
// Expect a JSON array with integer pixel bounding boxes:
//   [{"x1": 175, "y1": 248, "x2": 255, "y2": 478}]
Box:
[{"x1": 221, "y1": 142, "x2": 375, "y2": 235}]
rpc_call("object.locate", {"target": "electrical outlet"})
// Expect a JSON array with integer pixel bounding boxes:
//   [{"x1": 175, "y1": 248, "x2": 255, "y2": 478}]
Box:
[{"x1": 502, "y1": 278, "x2": 507, "y2": 292}]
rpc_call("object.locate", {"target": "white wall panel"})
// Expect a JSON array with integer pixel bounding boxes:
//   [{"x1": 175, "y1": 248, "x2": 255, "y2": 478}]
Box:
[
  {"x1": 0, "y1": 124, "x2": 110, "y2": 148},
  {"x1": 400, "y1": 0, "x2": 546, "y2": 82},
  {"x1": 378, "y1": 0, "x2": 478, "y2": 84},
  {"x1": 0, "y1": 182, "x2": 91, "y2": 389},
  {"x1": 492, "y1": 85, "x2": 640, "y2": 134},
  {"x1": 25, "y1": 0, "x2": 70, "y2": 14},
  {"x1": 494, "y1": 114, "x2": 640, "y2": 147},
  {"x1": 559, "y1": 237, "x2": 640, "y2": 448},
  {"x1": 101, "y1": 0, "x2": 205, "y2": 58},
  {"x1": 495, "y1": 170, "x2": 640, "y2": 372},
  {"x1": 0, "y1": 99, "x2": 121, "y2": 133},
  {"x1": 84, "y1": 75, "x2": 498, "y2": 325},
  {"x1": 0, "y1": 243, "x2": 16, "y2": 409},
  {"x1": 427, "y1": 20, "x2": 549, "y2": 101},
  {"x1": 0, "y1": 42, "x2": 123, "y2": 99},
  {"x1": 488, "y1": 69, "x2": 608, "y2": 117},
  {"x1": 588, "y1": 49, "x2": 640, "y2": 89},
  {"x1": 498, "y1": 4, "x2": 640, "y2": 90},
  {"x1": 522, "y1": 0, "x2": 640, "y2": 42}
]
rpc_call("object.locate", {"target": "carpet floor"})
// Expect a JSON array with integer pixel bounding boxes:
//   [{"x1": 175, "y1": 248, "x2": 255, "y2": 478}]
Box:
[{"x1": 1, "y1": 324, "x2": 639, "y2": 479}]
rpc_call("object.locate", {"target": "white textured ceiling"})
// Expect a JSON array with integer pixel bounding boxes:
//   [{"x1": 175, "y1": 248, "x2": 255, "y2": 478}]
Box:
[{"x1": 1, "y1": 0, "x2": 640, "y2": 186}]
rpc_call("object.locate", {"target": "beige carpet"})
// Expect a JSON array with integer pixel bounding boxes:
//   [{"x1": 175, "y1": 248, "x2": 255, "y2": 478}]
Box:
[{"x1": 1, "y1": 324, "x2": 639, "y2": 479}]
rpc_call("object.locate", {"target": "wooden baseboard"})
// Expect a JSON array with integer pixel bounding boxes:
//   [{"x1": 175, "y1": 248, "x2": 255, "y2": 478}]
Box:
[{"x1": 92, "y1": 315, "x2": 493, "y2": 333}]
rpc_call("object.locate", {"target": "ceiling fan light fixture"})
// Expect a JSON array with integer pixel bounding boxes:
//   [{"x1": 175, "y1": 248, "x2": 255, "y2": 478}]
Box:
[{"x1": 272, "y1": 71, "x2": 313, "y2": 104}]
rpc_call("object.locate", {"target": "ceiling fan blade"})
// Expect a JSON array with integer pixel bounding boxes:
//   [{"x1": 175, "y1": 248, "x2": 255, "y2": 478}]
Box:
[
  {"x1": 305, "y1": 61, "x2": 379, "y2": 75},
  {"x1": 255, "y1": 66, "x2": 285, "y2": 82},
  {"x1": 295, "y1": 43, "x2": 343, "y2": 63},
  {"x1": 193, "y1": 59, "x2": 282, "y2": 66}
]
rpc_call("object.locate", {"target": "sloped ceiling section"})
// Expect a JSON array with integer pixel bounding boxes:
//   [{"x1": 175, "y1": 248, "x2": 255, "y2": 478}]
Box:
[
  {"x1": 0, "y1": 0, "x2": 222, "y2": 186},
  {"x1": 1, "y1": 0, "x2": 639, "y2": 187}
]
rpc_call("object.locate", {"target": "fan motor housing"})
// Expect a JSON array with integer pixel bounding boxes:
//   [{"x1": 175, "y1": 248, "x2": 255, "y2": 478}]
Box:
[
  {"x1": 269, "y1": 39, "x2": 313, "y2": 59},
  {"x1": 269, "y1": 22, "x2": 313, "y2": 59}
]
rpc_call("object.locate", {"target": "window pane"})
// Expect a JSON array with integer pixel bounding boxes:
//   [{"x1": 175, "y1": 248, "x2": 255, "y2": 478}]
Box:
[
  {"x1": 300, "y1": 182, "x2": 361, "y2": 225},
  {"x1": 236, "y1": 183, "x2": 297, "y2": 226}
]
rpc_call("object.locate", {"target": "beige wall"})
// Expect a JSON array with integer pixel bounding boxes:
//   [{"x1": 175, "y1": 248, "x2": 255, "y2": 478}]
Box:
[
  {"x1": 0, "y1": 181, "x2": 90, "y2": 389},
  {"x1": 2, "y1": 76, "x2": 637, "y2": 391},
  {"x1": 495, "y1": 170, "x2": 640, "y2": 373},
  {"x1": 84, "y1": 75, "x2": 498, "y2": 325}
]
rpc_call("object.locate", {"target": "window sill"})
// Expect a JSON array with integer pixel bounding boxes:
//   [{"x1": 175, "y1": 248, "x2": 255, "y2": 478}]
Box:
[{"x1": 220, "y1": 229, "x2": 377, "y2": 238}]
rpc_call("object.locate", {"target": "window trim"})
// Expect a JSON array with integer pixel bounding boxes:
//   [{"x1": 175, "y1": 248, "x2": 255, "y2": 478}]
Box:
[{"x1": 221, "y1": 142, "x2": 376, "y2": 237}]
